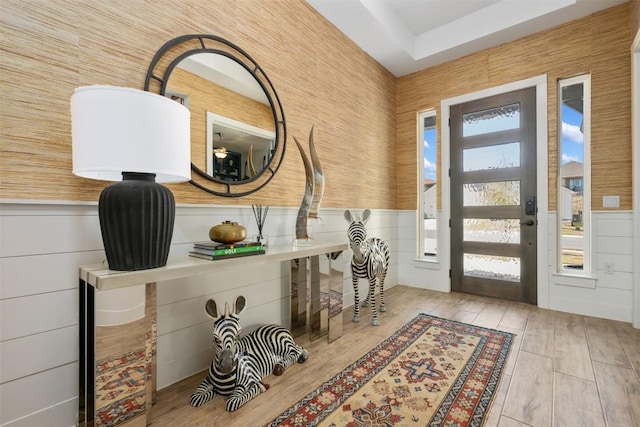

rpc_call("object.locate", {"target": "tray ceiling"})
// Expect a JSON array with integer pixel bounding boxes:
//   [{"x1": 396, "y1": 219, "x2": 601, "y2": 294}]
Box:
[{"x1": 307, "y1": 0, "x2": 628, "y2": 76}]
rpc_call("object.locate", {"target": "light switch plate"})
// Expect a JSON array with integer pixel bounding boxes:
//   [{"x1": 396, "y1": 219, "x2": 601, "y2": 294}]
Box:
[{"x1": 602, "y1": 195, "x2": 620, "y2": 208}]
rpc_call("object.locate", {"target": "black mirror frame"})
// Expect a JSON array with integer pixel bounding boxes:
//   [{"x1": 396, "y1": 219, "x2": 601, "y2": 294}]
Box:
[{"x1": 144, "y1": 34, "x2": 286, "y2": 197}]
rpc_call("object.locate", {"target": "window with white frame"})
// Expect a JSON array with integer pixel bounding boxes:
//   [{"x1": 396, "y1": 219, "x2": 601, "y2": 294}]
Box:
[
  {"x1": 558, "y1": 74, "x2": 591, "y2": 274},
  {"x1": 419, "y1": 110, "x2": 438, "y2": 259}
]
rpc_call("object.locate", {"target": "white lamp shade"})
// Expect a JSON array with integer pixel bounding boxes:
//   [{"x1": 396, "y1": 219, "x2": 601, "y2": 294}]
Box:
[{"x1": 71, "y1": 85, "x2": 191, "y2": 183}]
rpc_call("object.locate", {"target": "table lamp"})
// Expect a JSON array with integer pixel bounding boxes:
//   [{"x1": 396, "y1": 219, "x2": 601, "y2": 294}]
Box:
[{"x1": 71, "y1": 85, "x2": 191, "y2": 271}]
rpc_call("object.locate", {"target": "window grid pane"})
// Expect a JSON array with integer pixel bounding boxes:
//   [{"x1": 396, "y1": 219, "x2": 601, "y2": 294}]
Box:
[
  {"x1": 463, "y1": 142, "x2": 521, "y2": 172},
  {"x1": 462, "y1": 103, "x2": 520, "y2": 137},
  {"x1": 463, "y1": 254, "x2": 521, "y2": 282},
  {"x1": 464, "y1": 219, "x2": 520, "y2": 243},
  {"x1": 463, "y1": 181, "x2": 520, "y2": 206}
]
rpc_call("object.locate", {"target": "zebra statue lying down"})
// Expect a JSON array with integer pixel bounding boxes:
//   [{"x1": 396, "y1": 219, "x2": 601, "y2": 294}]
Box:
[
  {"x1": 344, "y1": 209, "x2": 390, "y2": 326},
  {"x1": 190, "y1": 296, "x2": 308, "y2": 411}
]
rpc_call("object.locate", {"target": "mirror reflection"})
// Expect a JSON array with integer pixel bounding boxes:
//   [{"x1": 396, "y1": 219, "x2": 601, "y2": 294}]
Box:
[
  {"x1": 206, "y1": 112, "x2": 275, "y2": 181},
  {"x1": 165, "y1": 53, "x2": 276, "y2": 182}
]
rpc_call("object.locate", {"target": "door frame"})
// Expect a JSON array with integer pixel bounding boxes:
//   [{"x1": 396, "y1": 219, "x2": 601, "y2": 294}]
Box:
[
  {"x1": 440, "y1": 75, "x2": 549, "y2": 308},
  {"x1": 632, "y1": 29, "x2": 640, "y2": 329}
]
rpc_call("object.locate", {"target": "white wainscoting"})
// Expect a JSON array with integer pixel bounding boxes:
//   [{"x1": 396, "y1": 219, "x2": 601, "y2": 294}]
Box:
[
  {"x1": 547, "y1": 211, "x2": 635, "y2": 322},
  {"x1": 396, "y1": 209, "x2": 636, "y2": 323},
  {"x1": 0, "y1": 201, "x2": 398, "y2": 427},
  {"x1": 396, "y1": 210, "x2": 450, "y2": 292},
  {"x1": 2, "y1": 201, "x2": 633, "y2": 426}
]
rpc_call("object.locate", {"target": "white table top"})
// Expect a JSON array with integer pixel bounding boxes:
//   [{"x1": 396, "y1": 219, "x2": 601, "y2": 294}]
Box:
[{"x1": 80, "y1": 241, "x2": 347, "y2": 291}]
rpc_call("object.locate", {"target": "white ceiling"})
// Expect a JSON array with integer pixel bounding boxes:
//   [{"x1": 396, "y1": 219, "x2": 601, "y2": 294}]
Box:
[{"x1": 306, "y1": 0, "x2": 627, "y2": 77}]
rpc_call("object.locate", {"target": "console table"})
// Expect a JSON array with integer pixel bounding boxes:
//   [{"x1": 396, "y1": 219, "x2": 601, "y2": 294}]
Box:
[{"x1": 78, "y1": 241, "x2": 346, "y2": 427}]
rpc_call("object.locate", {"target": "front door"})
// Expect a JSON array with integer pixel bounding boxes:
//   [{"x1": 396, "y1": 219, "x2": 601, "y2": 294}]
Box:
[{"x1": 450, "y1": 88, "x2": 537, "y2": 304}]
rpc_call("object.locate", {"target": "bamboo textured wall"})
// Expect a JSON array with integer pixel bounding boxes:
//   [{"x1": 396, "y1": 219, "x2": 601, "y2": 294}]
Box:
[
  {"x1": 634, "y1": 0, "x2": 640, "y2": 36},
  {"x1": 397, "y1": 3, "x2": 633, "y2": 211},
  {"x1": 0, "y1": 0, "x2": 397, "y2": 209}
]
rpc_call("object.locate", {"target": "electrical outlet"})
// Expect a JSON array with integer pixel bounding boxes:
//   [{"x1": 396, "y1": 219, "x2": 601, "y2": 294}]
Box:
[{"x1": 603, "y1": 262, "x2": 614, "y2": 274}]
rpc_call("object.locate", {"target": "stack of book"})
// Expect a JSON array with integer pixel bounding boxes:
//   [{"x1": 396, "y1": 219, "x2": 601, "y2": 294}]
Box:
[{"x1": 189, "y1": 240, "x2": 265, "y2": 260}]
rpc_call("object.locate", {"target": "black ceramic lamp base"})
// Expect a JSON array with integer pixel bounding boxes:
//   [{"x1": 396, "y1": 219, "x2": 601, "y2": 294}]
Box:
[{"x1": 99, "y1": 172, "x2": 175, "y2": 271}]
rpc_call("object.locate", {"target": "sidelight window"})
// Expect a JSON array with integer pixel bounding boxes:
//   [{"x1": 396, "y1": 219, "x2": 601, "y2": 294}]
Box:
[
  {"x1": 558, "y1": 75, "x2": 591, "y2": 275},
  {"x1": 419, "y1": 110, "x2": 438, "y2": 259}
]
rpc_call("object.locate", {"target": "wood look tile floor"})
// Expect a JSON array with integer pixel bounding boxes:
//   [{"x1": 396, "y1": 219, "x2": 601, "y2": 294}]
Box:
[{"x1": 150, "y1": 285, "x2": 640, "y2": 427}]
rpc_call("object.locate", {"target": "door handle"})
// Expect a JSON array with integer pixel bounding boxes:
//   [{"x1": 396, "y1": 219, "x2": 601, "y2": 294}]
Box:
[{"x1": 520, "y1": 219, "x2": 535, "y2": 226}]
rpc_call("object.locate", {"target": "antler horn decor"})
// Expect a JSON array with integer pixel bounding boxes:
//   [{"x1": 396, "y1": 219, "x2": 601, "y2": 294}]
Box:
[
  {"x1": 294, "y1": 136, "x2": 314, "y2": 242},
  {"x1": 247, "y1": 145, "x2": 257, "y2": 178},
  {"x1": 308, "y1": 126, "x2": 324, "y2": 220},
  {"x1": 294, "y1": 126, "x2": 325, "y2": 245}
]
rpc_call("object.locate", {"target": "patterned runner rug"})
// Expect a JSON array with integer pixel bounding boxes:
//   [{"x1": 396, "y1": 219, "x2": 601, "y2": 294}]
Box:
[{"x1": 267, "y1": 314, "x2": 514, "y2": 427}]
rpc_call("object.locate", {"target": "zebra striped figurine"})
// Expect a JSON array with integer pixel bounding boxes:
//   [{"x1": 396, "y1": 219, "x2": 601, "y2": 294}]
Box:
[
  {"x1": 190, "y1": 296, "x2": 308, "y2": 411},
  {"x1": 344, "y1": 209, "x2": 390, "y2": 326}
]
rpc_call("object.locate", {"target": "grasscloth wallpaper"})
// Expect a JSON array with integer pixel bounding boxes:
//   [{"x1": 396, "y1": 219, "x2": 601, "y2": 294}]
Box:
[
  {"x1": 634, "y1": 0, "x2": 640, "y2": 35},
  {"x1": 396, "y1": 3, "x2": 633, "y2": 211},
  {"x1": 0, "y1": 0, "x2": 397, "y2": 209},
  {"x1": 1, "y1": 2, "x2": 634, "y2": 212}
]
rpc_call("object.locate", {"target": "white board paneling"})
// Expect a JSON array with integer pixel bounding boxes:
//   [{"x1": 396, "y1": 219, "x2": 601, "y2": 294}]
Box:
[
  {"x1": 594, "y1": 252, "x2": 633, "y2": 273},
  {"x1": 548, "y1": 211, "x2": 634, "y2": 321},
  {"x1": 0, "y1": 200, "x2": 635, "y2": 427},
  {"x1": 157, "y1": 276, "x2": 282, "y2": 335},
  {"x1": 157, "y1": 323, "x2": 213, "y2": 390},
  {"x1": 596, "y1": 235, "x2": 633, "y2": 255},
  {"x1": 0, "y1": 398, "x2": 77, "y2": 427},
  {"x1": 596, "y1": 271, "x2": 633, "y2": 290},
  {"x1": 156, "y1": 262, "x2": 282, "y2": 306},
  {"x1": 593, "y1": 212, "x2": 634, "y2": 236},
  {"x1": 0, "y1": 214, "x2": 102, "y2": 257},
  {"x1": 0, "y1": 251, "x2": 103, "y2": 299},
  {"x1": 0, "y1": 290, "x2": 77, "y2": 341},
  {"x1": 0, "y1": 326, "x2": 77, "y2": 384},
  {"x1": 396, "y1": 210, "x2": 450, "y2": 291},
  {"x1": 0, "y1": 362, "x2": 78, "y2": 425},
  {"x1": 549, "y1": 286, "x2": 632, "y2": 322}
]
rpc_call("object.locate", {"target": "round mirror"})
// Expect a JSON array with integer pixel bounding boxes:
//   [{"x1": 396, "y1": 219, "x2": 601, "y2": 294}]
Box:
[{"x1": 144, "y1": 35, "x2": 286, "y2": 197}]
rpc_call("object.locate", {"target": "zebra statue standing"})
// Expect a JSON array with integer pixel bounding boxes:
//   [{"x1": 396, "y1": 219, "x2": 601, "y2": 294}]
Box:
[
  {"x1": 190, "y1": 295, "x2": 308, "y2": 411},
  {"x1": 344, "y1": 209, "x2": 390, "y2": 326}
]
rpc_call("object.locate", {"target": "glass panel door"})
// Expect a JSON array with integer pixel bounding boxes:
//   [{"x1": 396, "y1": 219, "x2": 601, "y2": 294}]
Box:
[{"x1": 450, "y1": 88, "x2": 537, "y2": 304}]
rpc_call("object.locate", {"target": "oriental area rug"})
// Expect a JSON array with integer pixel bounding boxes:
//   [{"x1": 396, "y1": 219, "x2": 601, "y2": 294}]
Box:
[{"x1": 267, "y1": 314, "x2": 514, "y2": 427}]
